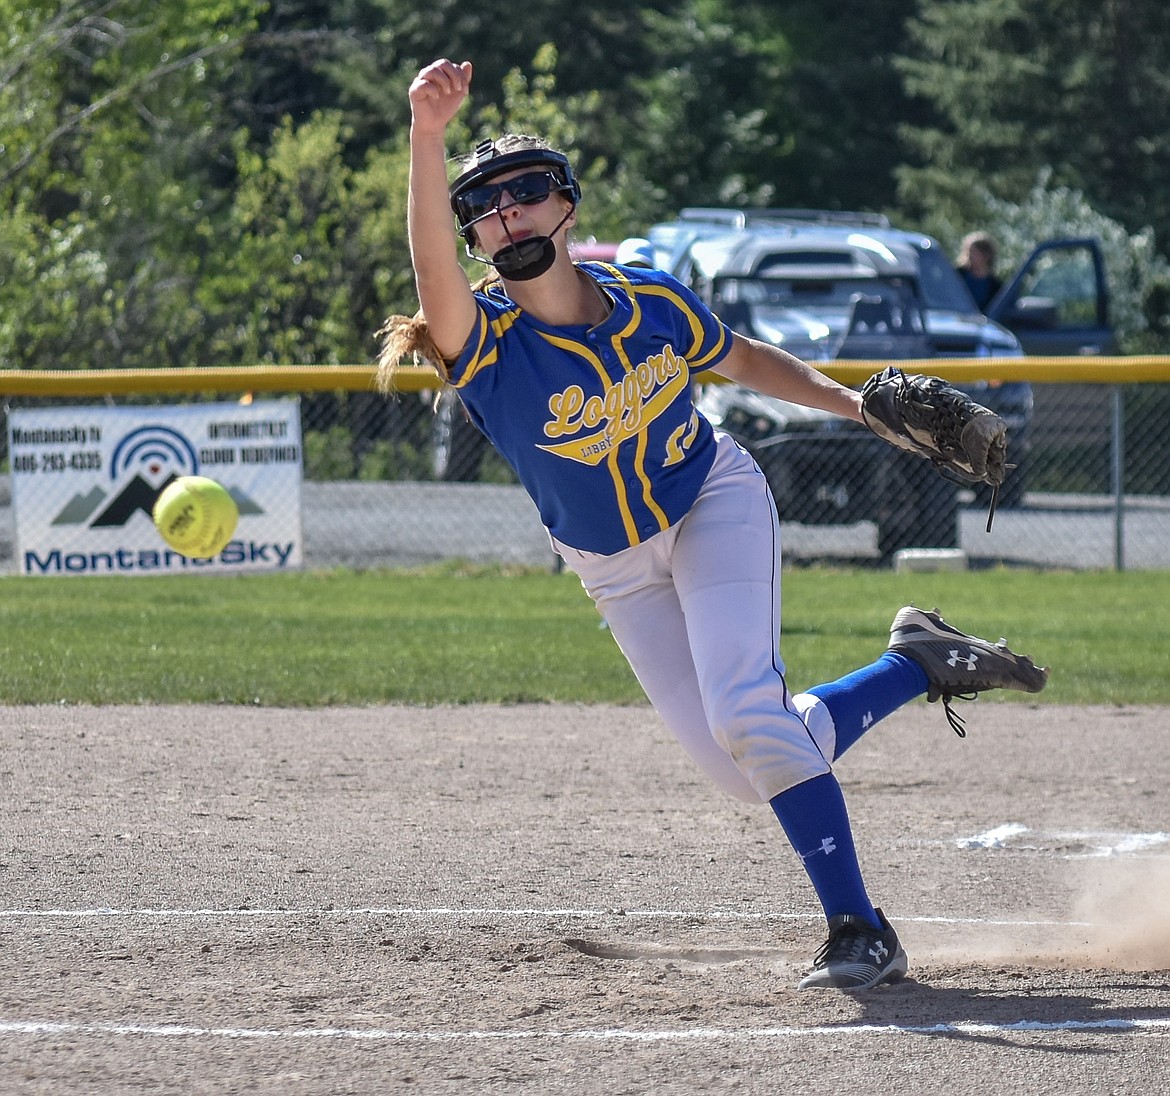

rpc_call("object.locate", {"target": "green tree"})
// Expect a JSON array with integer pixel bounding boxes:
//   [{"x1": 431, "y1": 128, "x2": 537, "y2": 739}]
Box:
[
  {"x1": 897, "y1": 0, "x2": 1170, "y2": 254},
  {"x1": 232, "y1": 1, "x2": 904, "y2": 225},
  {"x1": 0, "y1": 0, "x2": 261, "y2": 369},
  {"x1": 198, "y1": 109, "x2": 419, "y2": 364},
  {"x1": 978, "y1": 171, "x2": 1170, "y2": 351},
  {"x1": 738, "y1": 0, "x2": 925, "y2": 213},
  {"x1": 200, "y1": 113, "x2": 363, "y2": 365},
  {"x1": 224, "y1": 0, "x2": 683, "y2": 169}
]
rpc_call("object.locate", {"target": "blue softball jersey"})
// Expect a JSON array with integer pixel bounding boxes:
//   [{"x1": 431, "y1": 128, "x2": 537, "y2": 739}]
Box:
[{"x1": 448, "y1": 262, "x2": 735, "y2": 554}]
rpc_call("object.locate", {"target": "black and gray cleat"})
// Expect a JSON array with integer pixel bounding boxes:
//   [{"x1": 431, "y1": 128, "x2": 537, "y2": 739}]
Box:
[{"x1": 889, "y1": 605, "x2": 1049, "y2": 735}]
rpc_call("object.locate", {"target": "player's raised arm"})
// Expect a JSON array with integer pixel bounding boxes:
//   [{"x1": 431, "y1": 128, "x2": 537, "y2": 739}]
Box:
[{"x1": 407, "y1": 59, "x2": 479, "y2": 362}]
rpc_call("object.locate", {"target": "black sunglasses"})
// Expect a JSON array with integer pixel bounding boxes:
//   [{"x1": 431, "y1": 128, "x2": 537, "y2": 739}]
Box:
[{"x1": 454, "y1": 170, "x2": 562, "y2": 224}]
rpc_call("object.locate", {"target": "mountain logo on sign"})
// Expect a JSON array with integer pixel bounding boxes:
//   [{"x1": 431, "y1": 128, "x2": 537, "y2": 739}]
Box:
[{"x1": 49, "y1": 423, "x2": 263, "y2": 529}]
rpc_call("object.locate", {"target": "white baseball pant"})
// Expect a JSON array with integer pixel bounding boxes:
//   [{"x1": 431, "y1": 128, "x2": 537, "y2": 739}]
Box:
[{"x1": 554, "y1": 431, "x2": 838, "y2": 803}]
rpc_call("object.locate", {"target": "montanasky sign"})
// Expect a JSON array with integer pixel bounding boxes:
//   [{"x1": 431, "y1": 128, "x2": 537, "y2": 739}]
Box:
[{"x1": 8, "y1": 399, "x2": 304, "y2": 576}]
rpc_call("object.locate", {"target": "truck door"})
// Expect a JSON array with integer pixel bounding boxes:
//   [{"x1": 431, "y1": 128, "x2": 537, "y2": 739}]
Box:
[{"x1": 986, "y1": 238, "x2": 1117, "y2": 356}]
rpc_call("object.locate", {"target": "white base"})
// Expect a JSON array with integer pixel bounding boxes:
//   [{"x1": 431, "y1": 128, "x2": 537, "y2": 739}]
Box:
[{"x1": 893, "y1": 548, "x2": 969, "y2": 573}]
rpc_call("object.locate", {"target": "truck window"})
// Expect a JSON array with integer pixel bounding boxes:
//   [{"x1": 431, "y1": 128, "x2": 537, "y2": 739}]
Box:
[
  {"x1": 915, "y1": 243, "x2": 977, "y2": 312},
  {"x1": 1009, "y1": 247, "x2": 1100, "y2": 327}
]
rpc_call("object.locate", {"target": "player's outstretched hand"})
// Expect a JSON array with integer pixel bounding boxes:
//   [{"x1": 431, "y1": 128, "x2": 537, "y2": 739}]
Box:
[{"x1": 409, "y1": 59, "x2": 473, "y2": 134}]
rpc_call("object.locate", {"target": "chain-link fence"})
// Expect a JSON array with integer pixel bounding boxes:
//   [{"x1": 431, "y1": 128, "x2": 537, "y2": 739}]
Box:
[{"x1": 3, "y1": 374, "x2": 1169, "y2": 574}]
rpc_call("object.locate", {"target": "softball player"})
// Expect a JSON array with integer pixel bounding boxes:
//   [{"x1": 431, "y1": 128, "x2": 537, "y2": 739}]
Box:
[{"x1": 379, "y1": 59, "x2": 1048, "y2": 990}]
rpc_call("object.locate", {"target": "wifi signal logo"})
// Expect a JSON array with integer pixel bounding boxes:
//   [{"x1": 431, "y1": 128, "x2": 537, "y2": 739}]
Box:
[{"x1": 109, "y1": 426, "x2": 199, "y2": 483}]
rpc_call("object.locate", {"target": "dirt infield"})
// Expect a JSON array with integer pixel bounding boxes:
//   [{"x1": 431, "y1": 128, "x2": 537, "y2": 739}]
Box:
[{"x1": 2, "y1": 701, "x2": 1168, "y2": 1094}]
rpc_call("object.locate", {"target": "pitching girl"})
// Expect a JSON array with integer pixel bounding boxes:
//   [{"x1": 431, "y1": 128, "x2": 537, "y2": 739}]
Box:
[{"x1": 377, "y1": 59, "x2": 1046, "y2": 989}]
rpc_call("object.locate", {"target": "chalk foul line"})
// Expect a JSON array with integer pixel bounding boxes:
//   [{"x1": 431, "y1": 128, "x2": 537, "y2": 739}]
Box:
[
  {"x1": 0, "y1": 907, "x2": 1092, "y2": 927},
  {"x1": 0, "y1": 1018, "x2": 1166, "y2": 1043}
]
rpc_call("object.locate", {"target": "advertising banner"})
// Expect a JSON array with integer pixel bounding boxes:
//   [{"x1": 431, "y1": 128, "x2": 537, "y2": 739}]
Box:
[{"x1": 8, "y1": 399, "x2": 303, "y2": 576}]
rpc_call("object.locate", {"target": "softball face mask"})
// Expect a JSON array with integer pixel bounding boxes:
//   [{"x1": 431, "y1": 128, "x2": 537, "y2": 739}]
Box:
[{"x1": 449, "y1": 141, "x2": 581, "y2": 281}]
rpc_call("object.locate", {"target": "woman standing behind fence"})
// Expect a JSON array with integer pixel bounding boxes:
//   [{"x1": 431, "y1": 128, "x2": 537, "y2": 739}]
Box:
[{"x1": 376, "y1": 58, "x2": 1047, "y2": 990}]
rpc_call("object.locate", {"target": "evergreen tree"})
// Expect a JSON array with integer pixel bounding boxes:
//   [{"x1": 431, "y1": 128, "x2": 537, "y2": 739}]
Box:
[{"x1": 897, "y1": 0, "x2": 1170, "y2": 254}]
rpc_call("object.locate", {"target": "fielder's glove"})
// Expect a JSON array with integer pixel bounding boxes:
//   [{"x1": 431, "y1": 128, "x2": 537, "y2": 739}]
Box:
[{"x1": 860, "y1": 366, "x2": 1009, "y2": 530}]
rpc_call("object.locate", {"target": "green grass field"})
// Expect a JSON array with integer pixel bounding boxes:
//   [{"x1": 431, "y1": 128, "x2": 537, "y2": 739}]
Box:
[{"x1": 1, "y1": 564, "x2": 1165, "y2": 706}]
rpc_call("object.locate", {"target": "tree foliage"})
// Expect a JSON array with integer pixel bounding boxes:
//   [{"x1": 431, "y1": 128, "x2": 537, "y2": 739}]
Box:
[
  {"x1": 3, "y1": 0, "x2": 1170, "y2": 372},
  {"x1": 978, "y1": 170, "x2": 1170, "y2": 350},
  {"x1": 898, "y1": 0, "x2": 1170, "y2": 251},
  {"x1": 0, "y1": 0, "x2": 259, "y2": 368}
]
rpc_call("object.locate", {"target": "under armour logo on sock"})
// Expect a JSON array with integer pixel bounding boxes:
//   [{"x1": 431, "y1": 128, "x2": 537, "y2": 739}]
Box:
[
  {"x1": 947, "y1": 649, "x2": 979, "y2": 671},
  {"x1": 861, "y1": 711, "x2": 874, "y2": 730},
  {"x1": 802, "y1": 836, "x2": 837, "y2": 862}
]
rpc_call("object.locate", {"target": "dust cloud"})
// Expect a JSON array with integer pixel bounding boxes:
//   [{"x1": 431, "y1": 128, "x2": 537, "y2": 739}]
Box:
[
  {"x1": 909, "y1": 856, "x2": 1170, "y2": 972},
  {"x1": 1067, "y1": 857, "x2": 1170, "y2": 969}
]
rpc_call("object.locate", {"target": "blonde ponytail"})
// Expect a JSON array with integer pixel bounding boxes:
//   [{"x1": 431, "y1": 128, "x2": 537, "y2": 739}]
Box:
[
  {"x1": 374, "y1": 271, "x2": 501, "y2": 395},
  {"x1": 374, "y1": 311, "x2": 446, "y2": 394}
]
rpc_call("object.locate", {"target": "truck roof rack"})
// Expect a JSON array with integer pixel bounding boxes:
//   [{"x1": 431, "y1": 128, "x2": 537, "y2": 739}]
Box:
[{"x1": 678, "y1": 207, "x2": 891, "y2": 229}]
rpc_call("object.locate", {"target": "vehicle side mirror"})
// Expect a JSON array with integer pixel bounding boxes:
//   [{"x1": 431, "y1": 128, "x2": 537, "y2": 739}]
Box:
[{"x1": 1005, "y1": 295, "x2": 1058, "y2": 329}]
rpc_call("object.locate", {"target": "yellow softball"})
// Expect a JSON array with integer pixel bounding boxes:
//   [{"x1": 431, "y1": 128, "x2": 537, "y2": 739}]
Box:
[{"x1": 152, "y1": 475, "x2": 239, "y2": 559}]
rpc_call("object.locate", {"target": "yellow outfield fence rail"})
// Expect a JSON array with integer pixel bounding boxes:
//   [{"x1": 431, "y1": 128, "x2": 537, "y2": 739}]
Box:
[
  {"x1": 2, "y1": 358, "x2": 1170, "y2": 574},
  {"x1": 5, "y1": 357, "x2": 1170, "y2": 397}
]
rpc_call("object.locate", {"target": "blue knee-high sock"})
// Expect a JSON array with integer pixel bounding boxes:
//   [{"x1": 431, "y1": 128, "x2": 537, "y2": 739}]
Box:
[
  {"x1": 769, "y1": 773, "x2": 878, "y2": 928},
  {"x1": 808, "y1": 651, "x2": 928, "y2": 760}
]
